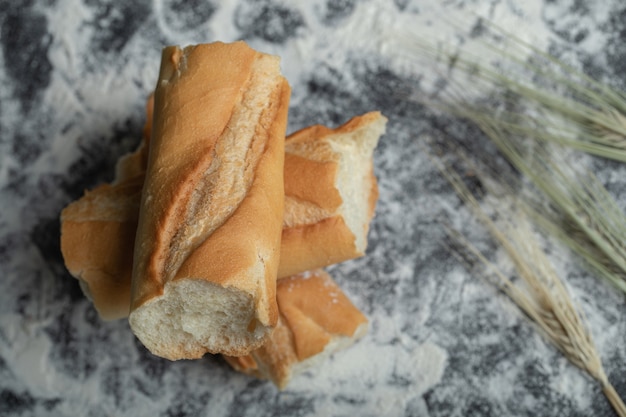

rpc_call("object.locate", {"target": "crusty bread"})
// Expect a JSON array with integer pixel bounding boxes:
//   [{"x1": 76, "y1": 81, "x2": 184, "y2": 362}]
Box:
[
  {"x1": 223, "y1": 269, "x2": 368, "y2": 389},
  {"x1": 128, "y1": 42, "x2": 290, "y2": 359},
  {"x1": 60, "y1": 174, "x2": 143, "y2": 320},
  {"x1": 61, "y1": 108, "x2": 385, "y2": 321},
  {"x1": 279, "y1": 111, "x2": 386, "y2": 277},
  {"x1": 60, "y1": 100, "x2": 151, "y2": 321}
]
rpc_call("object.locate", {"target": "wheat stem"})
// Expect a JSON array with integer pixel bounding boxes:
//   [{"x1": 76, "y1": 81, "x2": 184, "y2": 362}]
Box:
[
  {"x1": 394, "y1": 23, "x2": 626, "y2": 161},
  {"x1": 604, "y1": 383, "x2": 626, "y2": 417},
  {"x1": 431, "y1": 153, "x2": 626, "y2": 416}
]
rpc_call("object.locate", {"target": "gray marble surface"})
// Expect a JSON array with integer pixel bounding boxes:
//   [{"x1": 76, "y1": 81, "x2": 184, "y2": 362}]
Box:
[{"x1": 1, "y1": 0, "x2": 625, "y2": 416}]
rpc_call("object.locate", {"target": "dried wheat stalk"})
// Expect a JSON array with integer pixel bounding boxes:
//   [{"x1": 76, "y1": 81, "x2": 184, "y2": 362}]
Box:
[
  {"x1": 392, "y1": 22, "x2": 626, "y2": 292},
  {"x1": 469, "y1": 116, "x2": 626, "y2": 293},
  {"x1": 434, "y1": 156, "x2": 626, "y2": 416}
]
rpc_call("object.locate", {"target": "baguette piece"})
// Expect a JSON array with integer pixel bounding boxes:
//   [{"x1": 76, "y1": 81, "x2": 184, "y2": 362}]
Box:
[
  {"x1": 60, "y1": 99, "x2": 151, "y2": 321},
  {"x1": 223, "y1": 269, "x2": 368, "y2": 389},
  {"x1": 279, "y1": 112, "x2": 386, "y2": 277},
  {"x1": 128, "y1": 42, "x2": 290, "y2": 359},
  {"x1": 61, "y1": 95, "x2": 150, "y2": 320},
  {"x1": 60, "y1": 174, "x2": 143, "y2": 320}
]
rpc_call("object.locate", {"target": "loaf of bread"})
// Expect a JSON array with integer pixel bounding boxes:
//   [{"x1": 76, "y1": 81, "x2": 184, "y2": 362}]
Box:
[
  {"x1": 223, "y1": 269, "x2": 368, "y2": 389},
  {"x1": 128, "y1": 42, "x2": 290, "y2": 359}
]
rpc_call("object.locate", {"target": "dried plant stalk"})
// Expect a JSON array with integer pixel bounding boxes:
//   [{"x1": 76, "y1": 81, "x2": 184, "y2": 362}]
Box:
[
  {"x1": 432, "y1": 155, "x2": 626, "y2": 416},
  {"x1": 403, "y1": 24, "x2": 626, "y2": 292},
  {"x1": 389, "y1": 14, "x2": 626, "y2": 159},
  {"x1": 468, "y1": 115, "x2": 626, "y2": 293},
  {"x1": 435, "y1": 18, "x2": 626, "y2": 161}
]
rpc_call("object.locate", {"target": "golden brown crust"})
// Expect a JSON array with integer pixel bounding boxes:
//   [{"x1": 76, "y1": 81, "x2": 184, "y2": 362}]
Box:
[
  {"x1": 128, "y1": 42, "x2": 289, "y2": 358},
  {"x1": 278, "y1": 111, "x2": 386, "y2": 278},
  {"x1": 224, "y1": 269, "x2": 368, "y2": 389},
  {"x1": 61, "y1": 111, "x2": 384, "y2": 322},
  {"x1": 60, "y1": 176, "x2": 143, "y2": 320},
  {"x1": 368, "y1": 166, "x2": 379, "y2": 220},
  {"x1": 278, "y1": 216, "x2": 359, "y2": 278},
  {"x1": 61, "y1": 220, "x2": 135, "y2": 319},
  {"x1": 285, "y1": 111, "x2": 383, "y2": 148},
  {"x1": 277, "y1": 270, "x2": 368, "y2": 360},
  {"x1": 174, "y1": 78, "x2": 291, "y2": 327},
  {"x1": 283, "y1": 153, "x2": 341, "y2": 212},
  {"x1": 131, "y1": 43, "x2": 260, "y2": 307},
  {"x1": 223, "y1": 315, "x2": 295, "y2": 387}
]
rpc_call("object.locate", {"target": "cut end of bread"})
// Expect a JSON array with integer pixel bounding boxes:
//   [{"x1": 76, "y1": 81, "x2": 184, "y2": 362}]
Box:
[
  {"x1": 128, "y1": 278, "x2": 273, "y2": 360},
  {"x1": 129, "y1": 41, "x2": 288, "y2": 358},
  {"x1": 278, "y1": 112, "x2": 387, "y2": 278},
  {"x1": 328, "y1": 112, "x2": 387, "y2": 253}
]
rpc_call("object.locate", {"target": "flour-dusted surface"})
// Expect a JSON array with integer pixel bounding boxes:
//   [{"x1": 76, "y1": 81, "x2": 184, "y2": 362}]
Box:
[{"x1": 1, "y1": 0, "x2": 625, "y2": 416}]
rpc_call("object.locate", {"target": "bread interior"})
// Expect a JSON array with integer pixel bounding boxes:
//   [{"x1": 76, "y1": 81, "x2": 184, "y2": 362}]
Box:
[
  {"x1": 129, "y1": 268, "x2": 268, "y2": 360},
  {"x1": 328, "y1": 117, "x2": 386, "y2": 251}
]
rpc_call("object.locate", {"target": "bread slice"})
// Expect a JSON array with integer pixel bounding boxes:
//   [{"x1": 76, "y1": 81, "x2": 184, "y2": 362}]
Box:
[
  {"x1": 279, "y1": 111, "x2": 386, "y2": 277},
  {"x1": 128, "y1": 42, "x2": 290, "y2": 359},
  {"x1": 223, "y1": 269, "x2": 368, "y2": 389}
]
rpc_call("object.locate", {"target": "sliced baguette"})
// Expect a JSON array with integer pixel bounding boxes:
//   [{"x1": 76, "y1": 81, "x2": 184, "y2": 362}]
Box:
[
  {"x1": 279, "y1": 111, "x2": 386, "y2": 277},
  {"x1": 60, "y1": 104, "x2": 151, "y2": 321},
  {"x1": 61, "y1": 109, "x2": 385, "y2": 321},
  {"x1": 128, "y1": 42, "x2": 290, "y2": 359},
  {"x1": 223, "y1": 269, "x2": 368, "y2": 389},
  {"x1": 60, "y1": 174, "x2": 143, "y2": 320}
]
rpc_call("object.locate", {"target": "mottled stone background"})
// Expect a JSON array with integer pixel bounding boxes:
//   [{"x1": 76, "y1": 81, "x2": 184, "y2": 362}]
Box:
[{"x1": 1, "y1": 0, "x2": 625, "y2": 416}]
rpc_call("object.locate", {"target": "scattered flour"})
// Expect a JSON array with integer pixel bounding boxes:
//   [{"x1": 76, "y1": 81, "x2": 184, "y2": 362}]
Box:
[
  {"x1": 289, "y1": 331, "x2": 447, "y2": 416},
  {"x1": 1, "y1": 0, "x2": 624, "y2": 415},
  {"x1": 0, "y1": 315, "x2": 57, "y2": 398}
]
